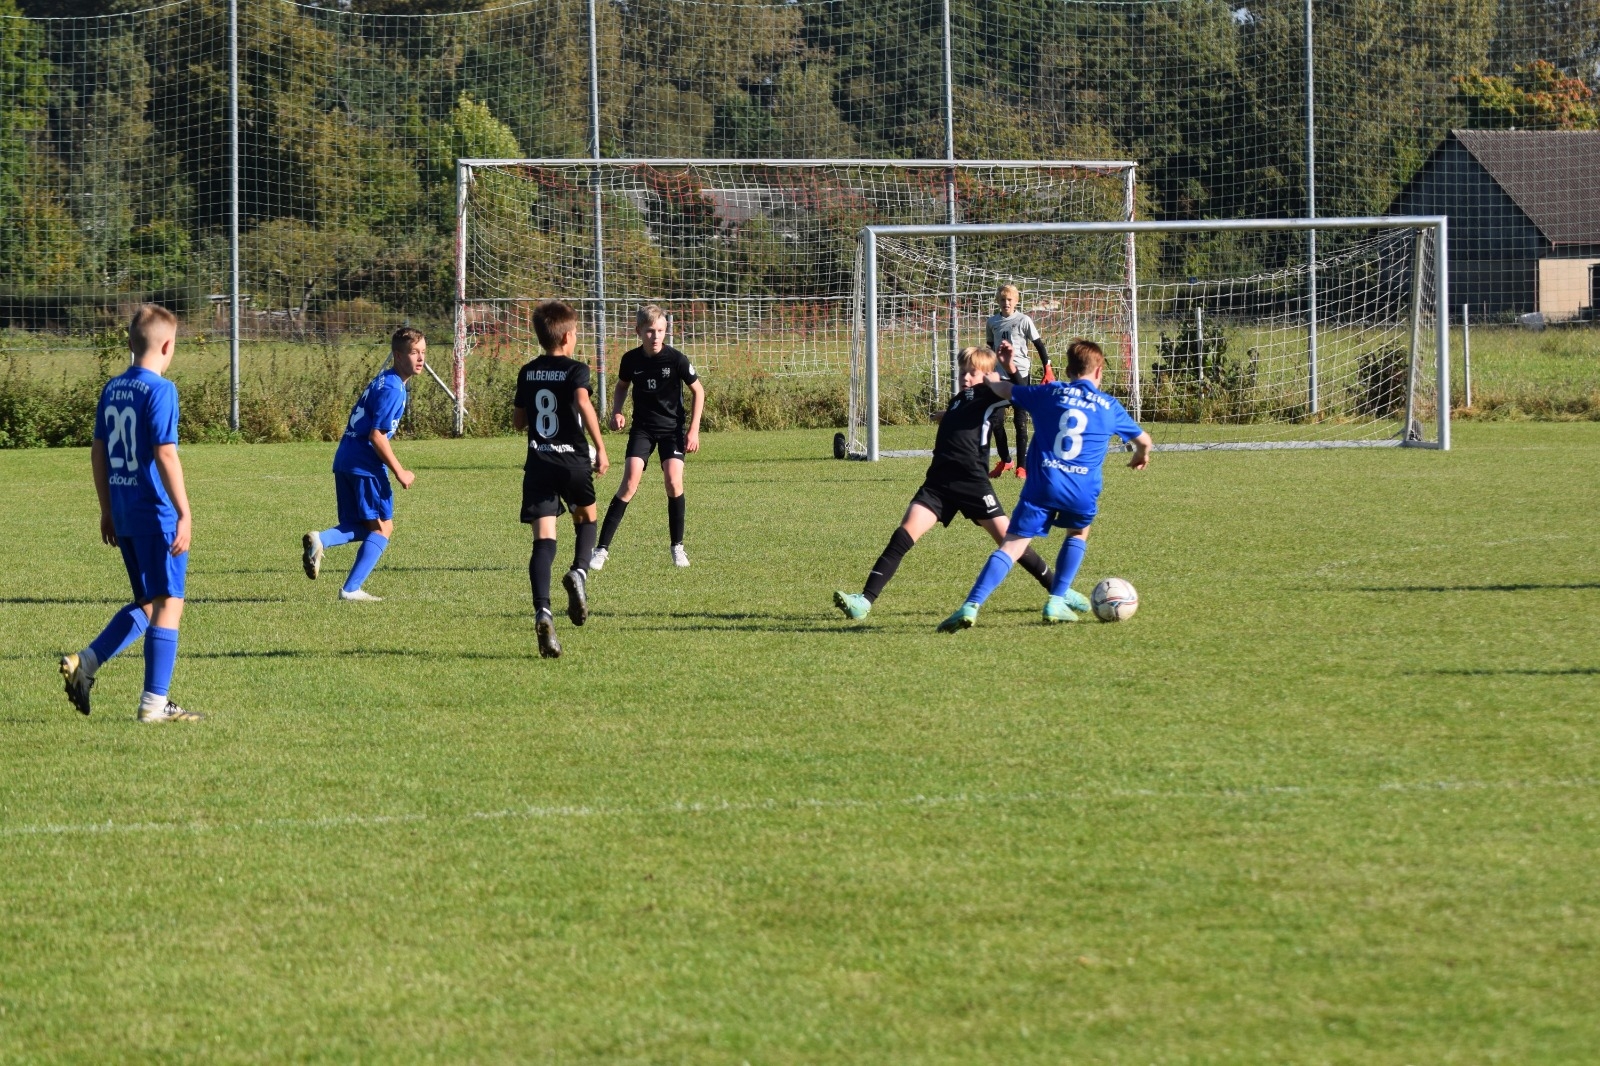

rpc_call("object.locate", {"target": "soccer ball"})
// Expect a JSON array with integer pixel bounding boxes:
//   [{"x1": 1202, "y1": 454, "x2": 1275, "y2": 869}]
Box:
[{"x1": 1090, "y1": 578, "x2": 1139, "y2": 622}]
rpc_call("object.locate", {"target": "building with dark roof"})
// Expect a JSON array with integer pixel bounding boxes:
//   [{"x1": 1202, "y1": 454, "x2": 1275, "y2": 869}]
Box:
[{"x1": 1390, "y1": 129, "x2": 1600, "y2": 321}]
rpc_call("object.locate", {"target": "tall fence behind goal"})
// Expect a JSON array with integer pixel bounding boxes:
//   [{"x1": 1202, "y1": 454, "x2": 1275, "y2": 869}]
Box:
[
  {"x1": 853, "y1": 218, "x2": 1449, "y2": 460},
  {"x1": 454, "y1": 159, "x2": 1136, "y2": 432}
]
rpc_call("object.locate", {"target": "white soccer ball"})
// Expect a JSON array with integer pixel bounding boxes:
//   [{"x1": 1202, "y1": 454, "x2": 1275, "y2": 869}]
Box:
[{"x1": 1090, "y1": 577, "x2": 1139, "y2": 622}]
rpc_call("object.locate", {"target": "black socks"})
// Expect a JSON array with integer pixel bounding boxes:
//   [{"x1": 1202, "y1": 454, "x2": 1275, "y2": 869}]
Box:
[
  {"x1": 598, "y1": 496, "x2": 629, "y2": 551},
  {"x1": 530, "y1": 538, "x2": 557, "y2": 613},
  {"x1": 668, "y1": 493, "x2": 686, "y2": 546},
  {"x1": 1018, "y1": 546, "x2": 1054, "y2": 590},
  {"x1": 863, "y1": 527, "x2": 916, "y2": 603},
  {"x1": 573, "y1": 521, "x2": 597, "y2": 573}
]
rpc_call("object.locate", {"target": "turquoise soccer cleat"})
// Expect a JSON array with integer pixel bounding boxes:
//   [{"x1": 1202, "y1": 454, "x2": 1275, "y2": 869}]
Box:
[
  {"x1": 1042, "y1": 595, "x2": 1080, "y2": 624},
  {"x1": 1060, "y1": 587, "x2": 1092, "y2": 614},
  {"x1": 936, "y1": 603, "x2": 978, "y2": 633},
  {"x1": 833, "y1": 591, "x2": 871, "y2": 620}
]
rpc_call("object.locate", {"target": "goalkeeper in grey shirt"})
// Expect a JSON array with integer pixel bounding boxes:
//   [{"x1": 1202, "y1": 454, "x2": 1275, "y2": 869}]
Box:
[{"x1": 985, "y1": 282, "x2": 1050, "y2": 480}]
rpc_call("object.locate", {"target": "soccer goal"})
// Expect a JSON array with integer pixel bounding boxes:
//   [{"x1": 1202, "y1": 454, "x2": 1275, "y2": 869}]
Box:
[
  {"x1": 849, "y1": 217, "x2": 1451, "y2": 460},
  {"x1": 452, "y1": 158, "x2": 1137, "y2": 434}
]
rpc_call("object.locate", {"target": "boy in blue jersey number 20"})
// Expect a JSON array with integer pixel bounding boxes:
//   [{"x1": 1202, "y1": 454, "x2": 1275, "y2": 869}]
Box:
[
  {"x1": 59, "y1": 304, "x2": 202, "y2": 722},
  {"x1": 938, "y1": 338, "x2": 1152, "y2": 631},
  {"x1": 301, "y1": 326, "x2": 425, "y2": 601}
]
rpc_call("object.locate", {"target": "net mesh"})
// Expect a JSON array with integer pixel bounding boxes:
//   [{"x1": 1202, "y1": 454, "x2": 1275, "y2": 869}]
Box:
[
  {"x1": 460, "y1": 160, "x2": 1133, "y2": 423},
  {"x1": 855, "y1": 224, "x2": 1440, "y2": 454},
  {"x1": 0, "y1": 0, "x2": 1592, "y2": 416}
]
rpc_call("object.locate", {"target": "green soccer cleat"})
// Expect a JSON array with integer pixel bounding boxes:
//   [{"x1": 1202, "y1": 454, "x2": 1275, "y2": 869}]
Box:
[
  {"x1": 1059, "y1": 587, "x2": 1092, "y2": 614},
  {"x1": 833, "y1": 591, "x2": 871, "y2": 620},
  {"x1": 936, "y1": 603, "x2": 979, "y2": 633},
  {"x1": 59, "y1": 653, "x2": 94, "y2": 716},
  {"x1": 1042, "y1": 595, "x2": 1080, "y2": 624}
]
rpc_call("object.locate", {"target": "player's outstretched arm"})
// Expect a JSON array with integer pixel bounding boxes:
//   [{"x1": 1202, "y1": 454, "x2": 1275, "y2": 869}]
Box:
[
  {"x1": 1128, "y1": 431, "x2": 1153, "y2": 471},
  {"x1": 90, "y1": 438, "x2": 116, "y2": 547},
  {"x1": 152, "y1": 443, "x2": 192, "y2": 555},
  {"x1": 685, "y1": 379, "x2": 705, "y2": 453},
  {"x1": 609, "y1": 381, "x2": 629, "y2": 432},
  {"x1": 577, "y1": 388, "x2": 609, "y2": 477},
  {"x1": 368, "y1": 428, "x2": 414, "y2": 490}
]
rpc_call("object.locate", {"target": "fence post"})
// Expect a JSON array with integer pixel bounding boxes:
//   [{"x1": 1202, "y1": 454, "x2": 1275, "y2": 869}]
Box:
[
  {"x1": 1461, "y1": 302, "x2": 1472, "y2": 409},
  {"x1": 587, "y1": 0, "x2": 608, "y2": 420},
  {"x1": 1304, "y1": 0, "x2": 1319, "y2": 415},
  {"x1": 228, "y1": 0, "x2": 240, "y2": 432}
]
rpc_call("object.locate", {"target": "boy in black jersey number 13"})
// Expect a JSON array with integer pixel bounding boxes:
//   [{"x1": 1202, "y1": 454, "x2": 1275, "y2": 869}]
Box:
[
  {"x1": 513, "y1": 301, "x2": 610, "y2": 659},
  {"x1": 591, "y1": 305, "x2": 705, "y2": 570}
]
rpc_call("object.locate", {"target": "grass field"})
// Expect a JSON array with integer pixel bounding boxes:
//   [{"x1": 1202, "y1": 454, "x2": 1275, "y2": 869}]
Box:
[{"x1": 2, "y1": 422, "x2": 1598, "y2": 1062}]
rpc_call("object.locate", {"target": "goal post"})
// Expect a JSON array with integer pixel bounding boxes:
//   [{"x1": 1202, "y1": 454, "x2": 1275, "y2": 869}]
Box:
[
  {"x1": 852, "y1": 216, "x2": 1450, "y2": 460},
  {"x1": 452, "y1": 158, "x2": 1138, "y2": 435}
]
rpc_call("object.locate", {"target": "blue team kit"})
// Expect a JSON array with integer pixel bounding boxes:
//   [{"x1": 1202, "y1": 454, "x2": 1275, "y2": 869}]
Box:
[
  {"x1": 94, "y1": 366, "x2": 187, "y2": 600},
  {"x1": 332, "y1": 368, "x2": 409, "y2": 523},
  {"x1": 1009, "y1": 379, "x2": 1144, "y2": 537}
]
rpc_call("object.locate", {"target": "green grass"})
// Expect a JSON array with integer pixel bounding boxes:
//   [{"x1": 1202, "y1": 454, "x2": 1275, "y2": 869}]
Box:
[{"x1": 2, "y1": 423, "x2": 1598, "y2": 1062}]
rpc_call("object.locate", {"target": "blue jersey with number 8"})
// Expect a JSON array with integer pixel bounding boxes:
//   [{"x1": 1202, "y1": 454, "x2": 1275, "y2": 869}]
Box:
[
  {"x1": 94, "y1": 365, "x2": 181, "y2": 537},
  {"x1": 1013, "y1": 379, "x2": 1144, "y2": 519}
]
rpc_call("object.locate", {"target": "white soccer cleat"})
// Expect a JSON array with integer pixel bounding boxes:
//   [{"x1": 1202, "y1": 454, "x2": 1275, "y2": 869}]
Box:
[
  {"x1": 302, "y1": 531, "x2": 323, "y2": 580},
  {"x1": 138, "y1": 700, "x2": 205, "y2": 723},
  {"x1": 671, "y1": 544, "x2": 690, "y2": 568},
  {"x1": 339, "y1": 588, "x2": 383, "y2": 602},
  {"x1": 588, "y1": 547, "x2": 609, "y2": 572}
]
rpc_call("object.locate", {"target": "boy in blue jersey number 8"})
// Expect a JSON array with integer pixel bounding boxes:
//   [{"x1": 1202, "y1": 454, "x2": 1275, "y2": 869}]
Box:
[
  {"x1": 59, "y1": 304, "x2": 202, "y2": 722},
  {"x1": 938, "y1": 338, "x2": 1152, "y2": 631},
  {"x1": 301, "y1": 327, "x2": 425, "y2": 601}
]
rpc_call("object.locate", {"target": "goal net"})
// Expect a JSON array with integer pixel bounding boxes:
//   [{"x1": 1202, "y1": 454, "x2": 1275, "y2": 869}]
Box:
[
  {"x1": 454, "y1": 159, "x2": 1136, "y2": 430},
  {"x1": 850, "y1": 219, "x2": 1449, "y2": 459}
]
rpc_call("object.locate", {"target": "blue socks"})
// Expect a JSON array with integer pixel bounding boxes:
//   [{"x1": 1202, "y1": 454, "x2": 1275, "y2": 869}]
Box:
[
  {"x1": 343, "y1": 533, "x2": 389, "y2": 593},
  {"x1": 964, "y1": 549, "x2": 1017, "y2": 608},
  {"x1": 1051, "y1": 535, "x2": 1088, "y2": 598},
  {"x1": 85, "y1": 603, "x2": 150, "y2": 671},
  {"x1": 142, "y1": 626, "x2": 179, "y2": 698},
  {"x1": 318, "y1": 523, "x2": 360, "y2": 549}
]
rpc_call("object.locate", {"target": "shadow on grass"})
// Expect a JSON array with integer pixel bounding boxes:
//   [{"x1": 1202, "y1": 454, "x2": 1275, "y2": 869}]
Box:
[
  {"x1": 1424, "y1": 667, "x2": 1598, "y2": 677},
  {"x1": 0, "y1": 595, "x2": 287, "y2": 605},
  {"x1": 1350, "y1": 582, "x2": 1600, "y2": 593},
  {"x1": 186, "y1": 648, "x2": 534, "y2": 661}
]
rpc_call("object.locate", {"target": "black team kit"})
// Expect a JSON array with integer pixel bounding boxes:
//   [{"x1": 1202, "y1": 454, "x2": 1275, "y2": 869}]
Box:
[
  {"x1": 515, "y1": 351, "x2": 598, "y2": 656},
  {"x1": 853, "y1": 382, "x2": 1056, "y2": 608},
  {"x1": 597, "y1": 342, "x2": 699, "y2": 555}
]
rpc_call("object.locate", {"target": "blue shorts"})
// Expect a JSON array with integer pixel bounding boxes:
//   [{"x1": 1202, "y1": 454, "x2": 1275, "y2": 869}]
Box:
[
  {"x1": 1010, "y1": 498, "x2": 1094, "y2": 540},
  {"x1": 118, "y1": 532, "x2": 188, "y2": 601},
  {"x1": 335, "y1": 471, "x2": 394, "y2": 525}
]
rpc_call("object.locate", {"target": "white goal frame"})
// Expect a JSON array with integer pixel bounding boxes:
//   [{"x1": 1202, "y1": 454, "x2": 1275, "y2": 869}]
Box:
[
  {"x1": 854, "y1": 216, "x2": 1451, "y2": 460},
  {"x1": 453, "y1": 157, "x2": 1138, "y2": 435}
]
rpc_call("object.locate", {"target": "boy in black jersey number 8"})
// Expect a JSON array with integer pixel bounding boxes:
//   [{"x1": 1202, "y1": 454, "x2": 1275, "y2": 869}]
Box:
[
  {"x1": 833, "y1": 346, "x2": 1056, "y2": 620},
  {"x1": 592, "y1": 305, "x2": 705, "y2": 570},
  {"x1": 513, "y1": 301, "x2": 610, "y2": 659}
]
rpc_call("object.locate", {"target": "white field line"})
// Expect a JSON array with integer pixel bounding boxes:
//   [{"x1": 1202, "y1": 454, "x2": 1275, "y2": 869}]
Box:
[{"x1": 1, "y1": 778, "x2": 1595, "y2": 841}]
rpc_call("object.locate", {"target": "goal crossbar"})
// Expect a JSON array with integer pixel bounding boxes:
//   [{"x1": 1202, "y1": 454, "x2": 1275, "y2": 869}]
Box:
[{"x1": 856, "y1": 216, "x2": 1451, "y2": 461}]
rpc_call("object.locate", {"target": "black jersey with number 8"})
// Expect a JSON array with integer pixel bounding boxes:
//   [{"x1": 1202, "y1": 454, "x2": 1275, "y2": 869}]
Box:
[{"x1": 514, "y1": 354, "x2": 592, "y2": 468}]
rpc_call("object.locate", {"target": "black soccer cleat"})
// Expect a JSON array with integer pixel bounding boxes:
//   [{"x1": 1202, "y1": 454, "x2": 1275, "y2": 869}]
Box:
[
  {"x1": 537, "y1": 610, "x2": 562, "y2": 659},
  {"x1": 59, "y1": 654, "x2": 94, "y2": 716},
  {"x1": 562, "y1": 567, "x2": 588, "y2": 627}
]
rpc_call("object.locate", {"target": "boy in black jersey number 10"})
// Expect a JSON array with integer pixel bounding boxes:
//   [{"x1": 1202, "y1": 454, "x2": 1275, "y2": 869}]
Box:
[
  {"x1": 591, "y1": 305, "x2": 705, "y2": 570},
  {"x1": 833, "y1": 346, "x2": 1056, "y2": 620},
  {"x1": 513, "y1": 301, "x2": 610, "y2": 659}
]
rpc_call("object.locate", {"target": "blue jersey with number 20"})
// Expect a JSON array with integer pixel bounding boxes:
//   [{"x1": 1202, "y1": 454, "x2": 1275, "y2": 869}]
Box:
[
  {"x1": 94, "y1": 366, "x2": 181, "y2": 537},
  {"x1": 332, "y1": 368, "x2": 408, "y2": 479},
  {"x1": 1014, "y1": 379, "x2": 1144, "y2": 520}
]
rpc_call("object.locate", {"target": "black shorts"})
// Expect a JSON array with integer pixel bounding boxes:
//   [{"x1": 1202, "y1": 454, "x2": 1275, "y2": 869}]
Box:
[
  {"x1": 910, "y1": 478, "x2": 1005, "y2": 527},
  {"x1": 625, "y1": 427, "x2": 686, "y2": 465},
  {"x1": 521, "y1": 461, "x2": 596, "y2": 521}
]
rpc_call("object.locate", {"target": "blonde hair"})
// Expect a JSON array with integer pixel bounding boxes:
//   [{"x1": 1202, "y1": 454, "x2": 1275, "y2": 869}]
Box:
[
  {"x1": 635, "y1": 304, "x2": 667, "y2": 330},
  {"x1": 128, "y1": 303, "x2": 177, "y2": 354},
  {"x1": 996, "y1": 283, "x2": 1020, "y2": 301},
  {"x1": 958, "y1": 345, "x2": 997, "y2": 376}
]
